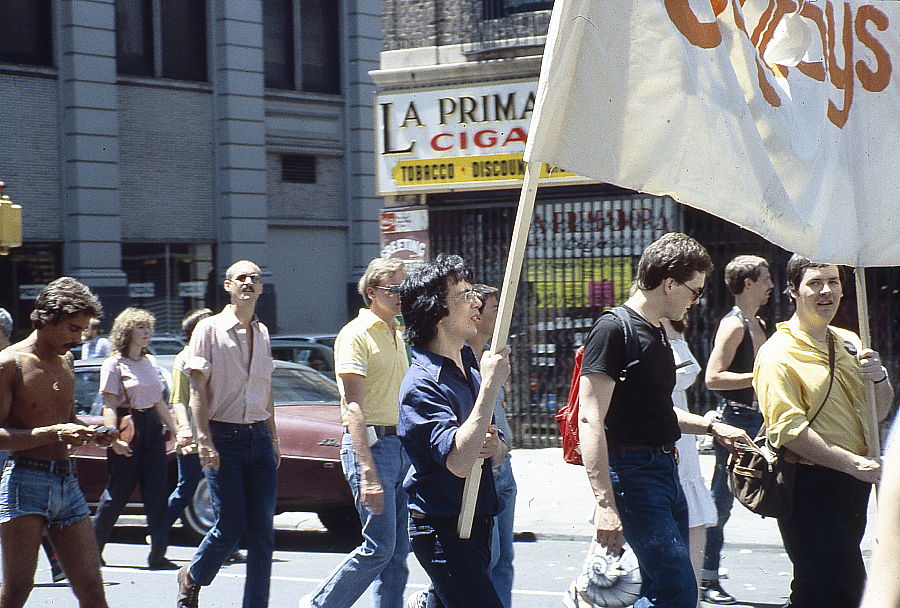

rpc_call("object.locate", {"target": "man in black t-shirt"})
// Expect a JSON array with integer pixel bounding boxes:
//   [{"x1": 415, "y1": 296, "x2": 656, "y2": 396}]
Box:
[{"x1": 579, "y1": 233, "x2": 752, "y2": 608}]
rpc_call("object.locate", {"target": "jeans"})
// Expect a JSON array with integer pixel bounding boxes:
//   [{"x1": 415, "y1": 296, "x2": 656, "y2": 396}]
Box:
[
  {"x1": 164, "y1": 452, "x2": 203, "y2": 527},
  {"x1": 609, "y1": 449, "x2": 696, "y2": 608},
  {"x1": 189, "y1": 421, "x2": 276, "y2": 608},
  {"x1": 308, "y1": 433, "x2": 410, "y2": 608},
  {"x1": 490, "y1": 456, "x2": 516, "y2": 608},
  {"x1": 702, "y1": 403, "x2": 763, "y2": 580},
  {"x1": 777, "y1": 465, "x2": 870, "y2": 608},
  {"x1": 409, "y1": 514, "x2": 503, "y2": 608},
  {"x1": 93, "y1": 408, "x2": 169, "y2": 561},
  {"x1": 157, "y1": 451, "x2": 203, "y2": 552}
]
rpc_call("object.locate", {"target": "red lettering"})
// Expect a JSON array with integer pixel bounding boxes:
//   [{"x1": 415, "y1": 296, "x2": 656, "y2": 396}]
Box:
[
  {"x1": 664, "y1": 0, "x2": 723, "y2": 49},
  {"x1": 503, "y1": 127, "x2": 528, "y2": 146},
  {"x1": 474, "y1": 130, "x2": 498, "y2": 148},
  {"x1": 430, "y1": 133, "x2": 453, "y2": 152}
]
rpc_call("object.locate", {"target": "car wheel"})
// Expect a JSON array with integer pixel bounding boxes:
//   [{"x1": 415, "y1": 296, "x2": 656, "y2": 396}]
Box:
[
  {"x1": 182, "y1": 477, "x2": 216, "y2": 541},
  {"x1": 316, "y1": 507, "x2": 362, "y2": 539}
]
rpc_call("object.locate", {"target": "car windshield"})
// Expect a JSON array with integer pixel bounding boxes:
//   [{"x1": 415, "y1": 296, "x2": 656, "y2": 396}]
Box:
[
  {"x1": 272, "y1": 367, "x2": 340, "y2": 404},
  {"x1": 151, "y1": 340, "x2": 184, "y2": 355},
  {"x1": 74, "y1": 369, "x2": 104, "y2": 416}
]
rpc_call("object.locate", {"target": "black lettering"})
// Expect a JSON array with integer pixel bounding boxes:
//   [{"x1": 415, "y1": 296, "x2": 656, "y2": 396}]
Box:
[{"x1": 381, "y1": 103, "x2": 415, "y2": 154}]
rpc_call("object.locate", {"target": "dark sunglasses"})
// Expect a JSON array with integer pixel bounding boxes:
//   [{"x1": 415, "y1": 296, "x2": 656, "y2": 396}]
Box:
[
  {"x1": 374, "y1": 285, "x2": 402, "y2": 295},
  {"x1": 677, "y1": 281, "x2": 704, "y2": 301},
  {"x1": 232, "y1": 273, "x2": 262, "y2": 284}
]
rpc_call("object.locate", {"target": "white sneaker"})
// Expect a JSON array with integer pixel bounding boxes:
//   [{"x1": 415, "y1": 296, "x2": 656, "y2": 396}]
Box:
[
  {"x1": 298, "y1": 594, "x2": 313, "y2": 608},
  {"x1": 405, "y1": 589, "x2": 428, "y2": 608}
]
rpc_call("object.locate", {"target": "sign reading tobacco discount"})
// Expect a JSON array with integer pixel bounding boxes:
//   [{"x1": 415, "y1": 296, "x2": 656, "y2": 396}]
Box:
[{"x1": 375, "y1": 81, "x2": 592, "y2": 195}]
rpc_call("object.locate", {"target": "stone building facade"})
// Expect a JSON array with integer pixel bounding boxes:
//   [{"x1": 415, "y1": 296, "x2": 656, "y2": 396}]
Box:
[{"x1": 0, "y1": 0, "x2": 383, "y2": 335}]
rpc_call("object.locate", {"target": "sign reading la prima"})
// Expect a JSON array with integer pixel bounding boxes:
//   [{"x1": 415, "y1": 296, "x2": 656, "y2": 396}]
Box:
[{"x1": 376, "y1": 80, "x2": 589, "y2": 195}]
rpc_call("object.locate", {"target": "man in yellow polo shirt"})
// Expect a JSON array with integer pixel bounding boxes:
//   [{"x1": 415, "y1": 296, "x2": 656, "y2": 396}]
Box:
[
  {"x1": 301, "y1": 257, "x2": 410, "y2": 608},
  {"x1": 754, "y1": 254, "x2": 893, "y2": 608}
]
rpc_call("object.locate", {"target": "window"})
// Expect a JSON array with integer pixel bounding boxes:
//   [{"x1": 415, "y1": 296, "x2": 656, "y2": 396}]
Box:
[
  {"x1": 263, "y1": 0, "x2": 295, "y2": 89},
  {"x1": 116, "y1": 0, "x2": 207, "y2": 81},
  {"x1": 300, "y1": 0, "x2": 340, "y2": 94},
  {"x1": 484, "y1": 0, "x2": 553, "y2": 19},
  {"x1": 281, "y1": 155, "x2": 316, "y2": 183},
  {"x1": 161, "y1": 0, "x2": 208, "y2": 81},
  {"x1": 263, "y1": 0, "x2": 341, "y2": 94},
  {"x1": 116, "y1": 0, "x2": 154, "y2": 76},
  {"x1": 0, "y1": 0, "x2": 53, "y2": 66}
]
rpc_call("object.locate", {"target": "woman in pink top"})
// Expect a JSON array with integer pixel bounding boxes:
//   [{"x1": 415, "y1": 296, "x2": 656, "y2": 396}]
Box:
[{"x1": 92, "y1": 308, "x2": 179, "y2": 570}]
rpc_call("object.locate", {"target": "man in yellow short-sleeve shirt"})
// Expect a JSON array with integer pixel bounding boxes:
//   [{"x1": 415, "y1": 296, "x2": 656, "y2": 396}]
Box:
[
  {"x1": 754, "y1": 254, "x2": 893, "y2": 608},
  {"x1": 301, "y1": 257, "x2": 410, "y2": 608}
]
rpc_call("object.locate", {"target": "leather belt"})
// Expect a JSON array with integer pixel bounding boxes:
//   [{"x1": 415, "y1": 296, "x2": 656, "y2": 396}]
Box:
[
  {"x1": 346, "y1": 425, "x2": 398, "y2": 437},
  {"x1": 723, "y1": 398, "x2": 759, "y2": 412},
  {"x1": 10, "y1": 456, "x2": 75, "y2": 476},
  {"x1": 608, "y1": 441, "x2": 677, "y2": 453},
  {"x1": 371, "y1": 425, "x2": 397, "y2": 438}
]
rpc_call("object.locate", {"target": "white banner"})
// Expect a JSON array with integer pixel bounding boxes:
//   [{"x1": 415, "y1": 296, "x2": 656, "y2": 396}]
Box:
[{"x1": 526, "y1": 0, "x2": 900, "y2": 267}]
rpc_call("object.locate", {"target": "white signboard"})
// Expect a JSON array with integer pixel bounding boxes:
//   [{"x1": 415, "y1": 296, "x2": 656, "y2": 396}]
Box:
[
  {"x1": 375, "y1": 80, "x2": 592, "y2": 194},
  {"x1": 178, "y1": 281, "x2": 207, "y2": 298},
  {"x1": 129, "y1": 283, "x2": 155, "y2": 299},
  {"x1": 19, "y1": 284, "x2": 45, "y2": 300}
]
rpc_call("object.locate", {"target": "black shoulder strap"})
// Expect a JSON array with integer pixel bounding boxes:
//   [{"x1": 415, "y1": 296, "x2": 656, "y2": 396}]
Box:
[
  {"x1": 807, "y1": 331, "x2": 837, "y2": 428},
  {"x1": 603, "y1": 306, "x2": 641, "y2": 381}
]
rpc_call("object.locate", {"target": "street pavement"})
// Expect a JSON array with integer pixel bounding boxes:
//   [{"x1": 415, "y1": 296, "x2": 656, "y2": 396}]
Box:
[{"x1": 24, "y1": 447, "x2": 878, "y2": 607}]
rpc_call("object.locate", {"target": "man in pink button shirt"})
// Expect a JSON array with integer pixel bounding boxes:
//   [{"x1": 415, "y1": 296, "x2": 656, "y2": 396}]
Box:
[{"x1": 176, "y1": 260, "x2": 280, "y2": 608}]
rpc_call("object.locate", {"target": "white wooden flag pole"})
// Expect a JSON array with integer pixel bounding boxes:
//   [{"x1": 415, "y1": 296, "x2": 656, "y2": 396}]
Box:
[
  {"x1": 854, "y1": 268, "x2": 881, "y2": 460},
  {"x1": 457, "y1": 161, "x2": 542, "y2": 539}
]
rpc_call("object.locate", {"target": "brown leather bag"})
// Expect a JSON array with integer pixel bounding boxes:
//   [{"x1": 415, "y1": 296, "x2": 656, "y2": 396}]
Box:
[{"x1": 727, "y1": 331, "x2": 835, "y2": 519}]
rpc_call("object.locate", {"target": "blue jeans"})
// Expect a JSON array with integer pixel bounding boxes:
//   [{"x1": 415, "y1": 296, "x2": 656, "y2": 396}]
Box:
[
  {"x1": 93, "y1": 407, "x2": 169, "y2": 562},
  {"x1": 702, "y1": 404, "x2": 763, "y2": 580},
  {"x1": 609, "y1": 449, "x2": 695, "y2": 608},
  {"x1": 189, "y1": 421, "x2": 276, "y2": 608},
  {"x1": 409, "y1": 514, "x2": 502, "y2": 608},
  {"x1": 308, "y1": 433, "x2": 410, "y2": 608},
  {"x1": 164, "y1": 451, "x2": 203, "y2": 527},
  {"x1": 490, "y1": 456, "x2": 516, "y2": 608}
]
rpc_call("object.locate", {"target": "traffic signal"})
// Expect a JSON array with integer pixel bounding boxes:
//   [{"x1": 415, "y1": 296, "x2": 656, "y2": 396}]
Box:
[{"x1": 0, "y1": 181, "x2": 23, "y2": 255}]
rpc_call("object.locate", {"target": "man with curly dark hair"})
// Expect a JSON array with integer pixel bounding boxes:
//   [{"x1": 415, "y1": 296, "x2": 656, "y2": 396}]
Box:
[
  {"x1": 397, "y1": 254, "x2": 510, "y2": 608},
  {"x1": 0, "y1": 277, "x2": 113, "y2": 608}
]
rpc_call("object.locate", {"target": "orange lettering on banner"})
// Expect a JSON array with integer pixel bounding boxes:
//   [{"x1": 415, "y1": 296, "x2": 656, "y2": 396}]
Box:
[
  {"x1": 730, "y1": 0, "x2": 783, "y2": 106},
  {"x1": 665, "y1": 0, "x2": 894, "y2": 129},
  {"x1": 796, "y1": 1, "x2": 827, "y2": 82},
  {"x1": 826, "y1": 2, "x2": 855, "y2": 128},
  {"x1": 664, "y1": 0, "x2": 722, "y2": 48},
  {"x1": 855, "y1": 5, "x2": 892, "y2": 92}
]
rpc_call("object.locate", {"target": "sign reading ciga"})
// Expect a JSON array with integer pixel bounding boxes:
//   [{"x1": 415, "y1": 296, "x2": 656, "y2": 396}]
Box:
[{"x1": 375, "y1": 81, "x2": 590, "y2": 194}]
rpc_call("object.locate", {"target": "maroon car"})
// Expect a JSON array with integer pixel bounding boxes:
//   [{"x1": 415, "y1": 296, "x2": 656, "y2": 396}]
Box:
[{"x1": 71, "y1": 356, "x2": 358, "y2": 538}]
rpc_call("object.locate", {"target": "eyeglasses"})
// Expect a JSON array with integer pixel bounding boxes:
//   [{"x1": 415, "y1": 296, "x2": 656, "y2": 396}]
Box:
[
  {"x1": 447, "y1": 290, "x2": 481, "y2": 303},
  {"x1": 232, "y1": 273, "x2": 262, "y2": 284},
  {"x1": 374, "y1": 285, "x2": 402, "y2": 295},
  {"x1": 678, "y1": 281, "x2": 704, "y2": 301}
]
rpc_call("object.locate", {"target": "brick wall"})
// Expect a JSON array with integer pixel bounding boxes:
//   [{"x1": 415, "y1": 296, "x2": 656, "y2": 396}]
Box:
[
  {"x1": 0, "y1": 73, "x2": 61, "y2": 240},
  {"x1": 118, "y1": 85, "x2": 216, "y2": 242},
  {"x1": 266, "y1": 153, "x2": 345, "y2": 221},
  {"x1": 383, "y1": 0, "x2": 548, "y2": 50}
]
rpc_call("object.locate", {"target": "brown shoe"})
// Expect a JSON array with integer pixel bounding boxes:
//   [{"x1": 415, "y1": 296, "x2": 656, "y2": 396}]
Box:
[{"x1": 177, "y1": 566, "x2": 200, "y2": 608}]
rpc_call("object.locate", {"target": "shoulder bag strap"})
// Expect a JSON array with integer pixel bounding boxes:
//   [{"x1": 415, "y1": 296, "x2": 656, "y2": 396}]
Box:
[
  {"x1": 806, "y1": 330, "x2": 837, "y2": 428},
  {"x1": 118, "y1": 360, "x2": 132, "y2": 409}
]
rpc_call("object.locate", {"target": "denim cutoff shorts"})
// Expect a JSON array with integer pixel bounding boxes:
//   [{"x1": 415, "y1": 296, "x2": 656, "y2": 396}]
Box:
[{"x1": 0, "y1": 461, "x2": 90, "y2": 526}]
